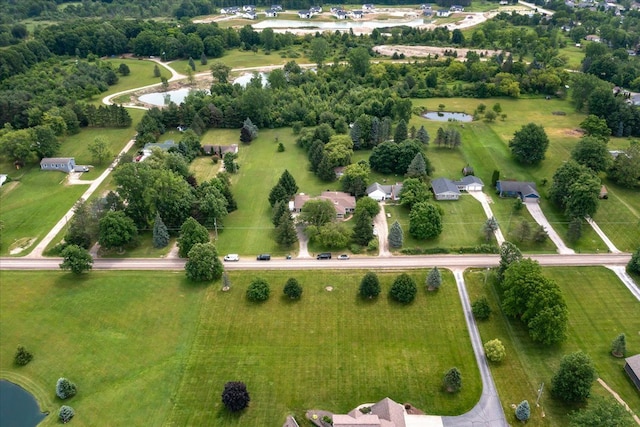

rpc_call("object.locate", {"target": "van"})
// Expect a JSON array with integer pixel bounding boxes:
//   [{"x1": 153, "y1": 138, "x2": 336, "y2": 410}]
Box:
[
  {"x1": 316, "y1": 252, "x2": 332, "y2": 260},
  {"x1": 256, "y1": 254, "x2": 271, "y2": 261}
]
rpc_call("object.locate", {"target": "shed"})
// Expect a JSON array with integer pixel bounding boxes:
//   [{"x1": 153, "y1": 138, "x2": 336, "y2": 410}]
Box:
[
  {"x1": 599, "y1": 185, "x2": 608, "y2": 199},
  {"x1": 432, "y1": 178, "x2": 461, "y2": 200},
  {"x1": 40, "y1": 157, "x2": 76, "y2": 173},
  {"x1": 462, "y1": 165, "x2": 474, "y2": 176},
  {"x1": 625, "y1": 354, "x2": 640, "y2": 390}
]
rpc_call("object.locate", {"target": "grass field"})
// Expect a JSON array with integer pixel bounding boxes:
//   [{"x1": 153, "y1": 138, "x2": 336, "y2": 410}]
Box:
[
  {"x1": 102, "y1": 58, "x2": 171, "y2": 93},
  {"x1": 166, "y1": 269, "x2": 481, "y2": 425},
  {"x1": 465, "y1": 267, "x2": 640, "y2": 426},
  {"x1": 0, "y1": 271, "x2": 204, "y2": 427}
]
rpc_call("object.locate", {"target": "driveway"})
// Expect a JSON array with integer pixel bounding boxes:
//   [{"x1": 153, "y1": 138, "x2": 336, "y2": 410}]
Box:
[
  {"x1": 466, "y1": 192, "x2": 505, "y2": 246},
  {"x1": 525, "y1": 203, "x2": 575, "y2": 255},
  {"x1": 585, "y1": 217, "x2": 620, "y2": 253},
  {"x1": 296, "y1": 224, "x2": 311, "y2": 258},
  {"x1": 373, "y1": 203, "x2": 391, "y2": 257}
]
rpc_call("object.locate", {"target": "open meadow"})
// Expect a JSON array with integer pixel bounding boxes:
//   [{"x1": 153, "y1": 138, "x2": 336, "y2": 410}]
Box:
[{"x1": 465, "y1": 267, "x2": 640, "y2": 426}]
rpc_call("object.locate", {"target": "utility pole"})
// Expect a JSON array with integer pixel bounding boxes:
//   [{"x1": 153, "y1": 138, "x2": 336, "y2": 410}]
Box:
[
  {"x1": 535, "y1": 382, "x2": 544, "y2": 407},
  {"x1": 214, "y1": 218, "x2": 218, "y2": 240}
]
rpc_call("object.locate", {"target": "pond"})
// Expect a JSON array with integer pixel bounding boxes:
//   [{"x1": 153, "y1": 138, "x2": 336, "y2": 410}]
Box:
[
  {"x1": 422, "y1": 111, "x2": 474, "y2": 122},
  {"x1": 253, "y1": 18, "x2": 425, "y2": 31},
  {"x1": 0, "y1": 380, "x2": 47, "y2": 427},
  {"x1": 232, "y1": 72, "x2": 269, "y2": 87},
  {"x1": 138, "y1": 88, "x2": 209, "y2": 107}
]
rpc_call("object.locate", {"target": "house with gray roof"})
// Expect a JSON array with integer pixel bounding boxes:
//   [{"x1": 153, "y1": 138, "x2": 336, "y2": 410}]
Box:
[
  {"x1": 625, "y1": 354, "x2": 640, "y2": 390},
  {"x1": 432, "y1": 177, "x2": 461, "y2": 200},
  {"x1": 456, "y1": 175, "x2": 484, "y2": 191},
  {"x1": 496, "y1": 180, "x2": 539, "y2": 203},
  {"x1": 40, "y1": 157, "x2": 76, "y2": 173},
  {"x1": 366, "y1": 182, "x2": 403, "y2": 201}
]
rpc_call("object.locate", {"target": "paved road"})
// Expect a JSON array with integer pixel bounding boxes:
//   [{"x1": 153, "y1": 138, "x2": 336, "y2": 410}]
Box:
[{"x1": 0, "y1": 253, "x2": 631, "y2": 271}]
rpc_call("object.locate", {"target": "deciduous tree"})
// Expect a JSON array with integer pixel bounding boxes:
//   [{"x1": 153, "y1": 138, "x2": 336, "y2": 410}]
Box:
[
  {"x1": 409, "y1": 202, "x2": 442, "y2": 240},
  {"x1": 628, "y1": 247, "x2": 640, "y2": 274},
  {"x1": 609, "y1": 143, "x2": 640, "y2": 188},
  {"x1": 177, "y1": 217, "x2": 210, "y2": 258},
  {"x1": 310, "y1": 37, "x2": 329, "y2": 68},
  {"x1": 551, "y1": 351, "x2": 596, "y2": 403},
  {"x1": 221, "y1": 381, "x2": 250, "y2": 412},
  {"x1": 59, "y1": 245, "x2": 93, "y2": 274},
  {"x1": 300, "y1": 199, "x2": 335, "y2": 228},
  {"x1": 59, "y1": 405, "x2": 75, "y2": 423},
  {"x1": 399, "y1": 178, "x2": 430, "y2": 209},
  {"x1": 185, "y1": 242, "x2": 223, "y2": 282},
  {"x1": 569, "y1": 396, "x2": 635, "y2": 427},
  {"x1": 484, "y1": 339, "x2": 506, "y2": 363},
  {"x1": 98, "y1": 211, "x2": 137, "y2": 250},
  {"x1": 247, "y1": 278, "x2": 270, "y2": 302},
  {"x1": 509, "y1": 123, "x2": 549, "y2": 165},
  {"x1": 497, "y1": 241, "x2": 522, "y2": 282},
  {"x1": 390, "y1": 273, "x2": 417, "y2": 304},
  {"x1": 283, "y1": 277, "x2": 302, "y2": 299},
  {"x1": 472, "y1": 297, "x2": 491, "y2": 320}
]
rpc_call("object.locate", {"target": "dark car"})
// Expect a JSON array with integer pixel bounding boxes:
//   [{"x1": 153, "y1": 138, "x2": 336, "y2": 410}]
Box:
[
  {"x1": 256, "y1": 254, "x2": 271, "y2": 261},
  {"x1": 316, "y1": 252, "x2": 332, "y2": 260}
]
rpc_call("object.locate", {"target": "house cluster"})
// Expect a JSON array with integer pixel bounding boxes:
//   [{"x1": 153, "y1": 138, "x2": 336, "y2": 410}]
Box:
[
  {"x1": 40, "y1": 157, "x2": 89, "y2": 173},
  {"x1": 565, "y1": 0, "x2": 625, "y2": 13},
  {"x1": 220, "y1": 4, "x2": 282, "y2": 19},
  {"x1": 290, "y1": 191, "x2": 356, "y2": 218},
  {"x1": 298, "y1": 6, "x2": 323, "y2": 19}
]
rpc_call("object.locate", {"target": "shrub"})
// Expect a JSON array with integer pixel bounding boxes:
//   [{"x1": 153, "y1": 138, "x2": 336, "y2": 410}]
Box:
[
  {"x1": 221, "y1": 381, "x2": 250, "y2": 412},
  {"x1": 484, "y1": 339, "x2": 506, "y2": 363},
  {"x1": 611, "y1": 333, "x2": 626, "y2": 358},
  {"x1": 443, "y1": 367, "x2": 462, "y2": 393},
  {"x1": 472, "y1": 297, "x2": 491, "y2": 321},
  {"x1": 426, "y1": 267, "x2": 442, "y2": 290},
  {"x1": 283, "y1": 278, "x2": 302, "y2": 299},
  {"x1": 59, "y1": 405, "x2": 75, "y2": 423},
  {"x1": 56, "y1": 378, "x2": 77, "y2": 399},
  {"x1": 551, "y1": 351, "x2": 596, "y2": 403},
  {"x1": 322, "y1": 415, "x2": 333, "y2": 424},
  {"x1": 247, "y1": 278, "x2": 270, "y2": 302},
  {"x1": 359, "y1": 272, "x2": 380, "y2": 299},
  {"x1": 515, "y1": 400, "x2": 530, "y2": 422},
  {"x1": 389, "y1": 273, "x2": 417, "y2": 304},
  {"x1": 627, "y1": 247, "x2": 640, "y2": 274},
  {"x1": 14, "y1": 346, "x2": 33, "y2": 366}
]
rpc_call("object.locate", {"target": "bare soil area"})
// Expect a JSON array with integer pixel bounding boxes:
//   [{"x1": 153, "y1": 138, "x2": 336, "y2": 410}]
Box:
[{"x1": 374, "y1": 44, "x2": 503, "y2": 59}]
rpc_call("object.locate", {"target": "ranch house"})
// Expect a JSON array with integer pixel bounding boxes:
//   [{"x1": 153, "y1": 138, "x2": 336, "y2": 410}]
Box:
[
  {"x1": 40, "y1": 157, "x2": 76, "y2": 173},
  {"x1": 496, "y1": 180, "x2": 540, "y2": 203}
]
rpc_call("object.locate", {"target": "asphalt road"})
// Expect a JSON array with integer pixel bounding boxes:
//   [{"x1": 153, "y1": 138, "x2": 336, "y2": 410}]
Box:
[{"x1": 0, "y1": 253, "x2": 631, "y2": 271}]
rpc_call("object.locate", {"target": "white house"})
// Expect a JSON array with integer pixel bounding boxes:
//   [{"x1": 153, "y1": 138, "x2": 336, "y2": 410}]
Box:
[
  {"x1": 351, "y1": 10, "x2": 364, "y2": 19},
  {"x1": 335, "y1": 10, "x2": 347, "y2": 19},
  {"x1": 366, "y1": 182, "x2": 404, "y2": 201},
  {"x1": 40, "y1": 157, "x2": 76, "y2": 173},
  {"x1": 265, "y1": 9, "x2": 278, "y2": 17},
  {"x1": 298, "y1": 10, "x2": 312, "y2": 18},
  {"x1": 243, "y1": 5, "x2": 256, "y2": 11},
  {"x1": 455, "y1": 175, "x2": 484, "y2": 192},
  {"x1": 362, "y1": 4, "x2": 375, "y2": 11},
  {"x1": 436, "y1": 10, "x2": 451, "y2": 17},
  {"x1": 243, "y1": 11, "x2": 257, "y2": 19},
  {"x1": 310, "y1": 6, "x2": 322, "y2": 13}
]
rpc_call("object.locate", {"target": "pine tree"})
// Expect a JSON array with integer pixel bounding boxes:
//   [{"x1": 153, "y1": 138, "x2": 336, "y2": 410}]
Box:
[
  {"x1": 491, "y1": 170, "x2": 500, "y2": 186},
  {"x1": 483, "y1": 217, "x2": 499, "y2": 242},
  {"x1": 317, "y1": 155, "x2": 336, "y2": 182},
  {"x1": 200, "y1": 53, "x2": 208, "y2": 65},
  {"x1": 56, "y1": 378, "x2": 77, "y2": 399},
  {"x1": 153, "y1": 214, "x2": 170, "y2": 248},
  {"x1": 443, "y1": 368, "x2": 462, "y2": 393},
  {"x1": 436, "y1": 127, "x2": 445, "y2": 146},
  {"x1": 272, "y1": 200, "x2": 288, "y2": 227},
  {"x1": 388, "y1": 221, "x2": 404, "y2": 248},
  {"x1": 416, "y1": 125, "x2": 430, "y2": 145},
  {"x1": 515, "y1": 400, "x2": 530, "y2": 421},
  {"x1": 567, "y1": 217, "x2": 583, "y2": 243},
  {"x1": 188, "y1": 57, "x2": 196, "y2": 71},
  {"x1": 359, "y1": 272, "x2": 381, "y2": 299},
  {"x1": 153, "y1": 64, "x2": 161, "y2": 78},
  {"x1": 277, "y1": 170, "x2": 298, "y2": 197},
  {"x1": 283, "y1": 277, "x2": 303, "y2": 299},
  {"x1": 426, "y1": 267, "x2": 442, "y2": 290},
  {"x1": 350, "y1": 121, "x2": 362, "y2": 148},
  {"x1": 275, "y1": 211, "x2": 298, "y2": 246},
  {"x1": 406, "y1": 152, "x2": 427, "y2": 178},
  {"x1": 240, "y1": 125, "x2": 253, "y2": 144},
  {"x1": 14, "y1": 346, "x2": 33, "y2": 366},
  {"x1": 611, "y1": 333, "x2": 626, "y2": 357},
  {"x1": 353, "y1": 210, "x2": 373, "y2": 246},
  {"x1": 394, "y1": 119, "x2": 408, "y2": 143},
  {"x1": 268, "y1": 184, "x2": 288, "y2": 207}
]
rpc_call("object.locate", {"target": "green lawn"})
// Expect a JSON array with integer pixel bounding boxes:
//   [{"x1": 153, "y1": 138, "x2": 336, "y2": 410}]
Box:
[
  {"x1": 102, "y1": 58, "x2": 171, "y2": 92},
  {"x1": 592, "y1": 179, "x2": 640, "y2": 252},
  {"x1": 0, "y1": 271, "x2": 204, "y2": 427},
  {"x1": 166, "y1": 269, "x2": 481, "y2": 425},
  {"x1": 465, "y1": 267, "x2": 640, "y2": 426}
]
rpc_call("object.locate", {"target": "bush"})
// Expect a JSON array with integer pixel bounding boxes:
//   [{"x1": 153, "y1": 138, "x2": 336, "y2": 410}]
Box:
[
  {"x1": 472, "y1": 297, "x2": 491, "y2": 321},
  {"x1": 247, "y1": 278, "x2": 270, "y2": 302},
  {"x1": 221, "y1": 381, "x2": 250, "y2": 412},
  {"x1": 389, "y1": 273, "x2": 417, "y2": 304},
  {"x1": 610, "y1": 333, "x2": 626, "y2": 358},
  {"x1": 59, "y1": 405, "x2": 75, "y2": 423},
  {"x1": 14, "y1": 346, "x2": 33, "y2": 366},
  {"x1": 484, "y1": 339, "x2": 506, "y2": 363},
  {"x1": 443, "y1": 367, "x2": 462, "y2": 393},
  {"x1": 56, "y1": 378, "x2": 77, "y2": 399},
  {"x1": 283, "y1": 277, "x2": 302, "y2": 299},
  {"x1": 627, "y1": 247, "x2": 640, "y2": 274},
  {"x1": 359, "y1": 272, "x2": 380, "y2": 299},
  {"x1": 515, "y1": 400, "x2": 530, "y2": 422}
]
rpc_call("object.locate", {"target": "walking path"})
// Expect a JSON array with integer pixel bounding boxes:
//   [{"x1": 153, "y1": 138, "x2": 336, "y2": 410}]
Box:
[
  {"x1": 525, "y1": 203, "x2": 575, "y2": 255},
  {"x1": 442, "y1": 269, "x2": 508, "y2": 427},
  {"x1": 467, "y1": 192, "x2": 505, "y2": 246},
  {"x1": 606, "y1": 265, "x2": 640, "y2": 302},
  {"x1": 585, "y1": 216, "x2": 621, "y2": 253},
  {"x1": 373, "y1": 203, "x2": 391, "y2": 257},
  {"x1": 26, "y1": 138, "x2": 137, "y2": 258}
]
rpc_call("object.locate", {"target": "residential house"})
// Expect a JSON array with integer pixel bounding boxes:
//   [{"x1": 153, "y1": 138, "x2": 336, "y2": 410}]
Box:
[
  {"x1": 202, "y1": 144, "x2": 239, "y2": 156},
  {"x1": 420, "y1": 4, "x2": 433, "y2": 10},
  {"x1": 499, "y1": 0, "x2": 509, "y2": 5},
  {"x1": 366, "y1": 182, "x2": 404, "y2": 201},
  {"x1": 333, "y1": 166, "x2": 347, "y2": 178},
  {"x1": 450, "y1": 5, "x2": 465, "y2": 12},
  {"x1": 335, "y1": 10, "x2": 348, "y2": 19},
  {"x1": 290, "y1": 191, "x2": 356, "y2": 218},
  {"x1": 436, "y1": 10, "x2": 451, "y2": 17},
  {"x1": 220, "y1": 6, "x2": 240, "y2": 14},
  {"x1": 625, "y1": 354, "x2": 640, "y2": 390},
  {"x1": 362, "y1": 4, "x2": 375, "y2": 11},
  {"x1": 40, "y1": 157, "x2": 76, "y2": 173},
  {"x1": 0, "y1": 174, "x2": 7, "y2": 187},
  {"x1": 243, "y1": 5, "x2": 256, "y2": 11},
  {"x1": 243, "y1": 11, "x2": 257, "y2": 19},
  {"x1": 271, "y1": 4, "x2": 283, "y2": 11},
  {"x1": 333, "y1": 397, "x2": 407, "y2": 427},
  {"x1": 310, "y1": 6, "x2": 323, "y2": 13},
  {"x1": 351, "y1": 10, "x2": 364, "y2": 19},
  {"x1": 455, "y1": 175, "x2": 484, "y2": 192},
  {"x1": 496, "y1": 180, "x2": 540, "y2": 203},
  {"x1": 432, "y1": 177, "x2": 461, "y2": 200},
  {"x1": 585, "y1": 34, "x2": 601, "y2": 42},
  {"x1": 298, "y1": 10, "x2": 312, "y2": 18},
  {"x1": 265, "y1": 8, "x2": 279, "y2": 17}
]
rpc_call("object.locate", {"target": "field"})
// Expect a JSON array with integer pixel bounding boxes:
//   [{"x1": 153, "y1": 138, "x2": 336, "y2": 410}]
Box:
[
  {"x1": 0, "y1": 269, "x2": 481, "y2": 426},
  {"x1": 465, "y1": 267, "x2": 640, "y2": 426}
]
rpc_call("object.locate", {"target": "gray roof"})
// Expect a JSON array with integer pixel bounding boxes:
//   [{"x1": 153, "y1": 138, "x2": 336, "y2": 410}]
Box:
[
  {"x1": 498, "y1": 180, "x2": 539, "y2": 196},
  {"x1": 144, "y1": 140, "x2": 177, "y2": 151},
  {"x1": 432, "y1": 178, "x2": 461, "y2": 195},
  {"x1": 460, "y1": 175, "x2": 484, "y2": 186},
  {"x1": 40, "y1": 157, "x2": 74, "y2": 165},
  {"x1": 370, "y1": 397, "x2": 406, "y2": 427},
  {"x1": 626, "y1": 354, "x2": 640, "y2": 374},
  {"x1": 366, "y1": 182, "x2": 389, "y2": 194}
]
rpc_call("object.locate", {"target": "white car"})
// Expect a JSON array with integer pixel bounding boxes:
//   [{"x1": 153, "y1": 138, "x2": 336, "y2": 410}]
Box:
[
  {"x1": 337, "y1": 254, "x2": 350, "y2": 260},
  {"x1": 223, "y1": 254, "x2": 239, "y2": 262}
]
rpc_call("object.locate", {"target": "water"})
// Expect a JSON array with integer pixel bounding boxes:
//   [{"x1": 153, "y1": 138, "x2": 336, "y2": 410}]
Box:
[
  {"x1": 422, "y1": 111, "x2": 474, "y2": 122},
  {"x1": 138, "y1": 88, "x2": 209, "y2": 107},
  {"x1": 232, "y1": 72, "x2": 269, "y2": 87},
  {"x1": 253, "y1": 18, "x2": 425, "y2": 30},
  {"x1": 0, "y1": 380, "x2": 47, "y2": 427}
]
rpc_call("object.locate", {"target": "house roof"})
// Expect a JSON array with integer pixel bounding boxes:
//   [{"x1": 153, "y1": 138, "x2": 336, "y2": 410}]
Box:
[
  {"x1": 40, "y1": 157, "x2": 74, "y2": 165},
  {"x1": 333, "y1": 414, "x2": 381, "y2": 426},
  {"x1": 319, "y1": 191, "x2": 356, "y2": 215},
  {"x1": 626, "y1": 354, "x2": 640, "y2": 374},
  {"x1": 144, "y1": 140, "x2": 177, "y2": 151},
  {"x1": 497, "y1": 180, "x2": 539, "y2": 196},
  {"x1": 460, "y1": 175, "x2": 484, "y2": 186},
  {"x1": 370, "y1": 397, "x2": 406, "y2": 427},
  {"x1": 432, "y1": 178, "x2": 461, "y2": 195},
  {"x1": 366, "y1": 182, "x2": 388, "y2": 195}
]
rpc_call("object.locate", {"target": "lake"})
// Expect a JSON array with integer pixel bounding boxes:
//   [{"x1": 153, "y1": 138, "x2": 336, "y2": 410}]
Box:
[
  {"x1": 253, "y1": 18, "x2": 425, "y2": 31},
  {"x1": 138, "y1": 88, "x2": 209, "y2": 107},
  {"x1": 422, "y1": 111, "x2": 474, "y2": 122},
  {"x1": 0, "y1": 380, "x2": 47, "y2": 427}
]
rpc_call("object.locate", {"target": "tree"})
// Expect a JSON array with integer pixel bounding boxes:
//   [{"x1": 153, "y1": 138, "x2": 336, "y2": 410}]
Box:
[
  {"x1": 509, "y1": 123, "x2": 549, "y2": 165},
  {"x1": 426, "y1": 267, "x2": 442, "y2": 290},
  {"x1": 532, "y1": 225, "x2": 548, "y2": 243},
  {"x1": 152, "y1": 214, "x2": 170, "y2": 249},
  {"x1": 118, "y1": 63, "x2": 130, "y2": 75},
  {"x1": 409, "y1": 202, "x2": 442, "y2": 240},
  {"x1": 59, "y1": 245, "x2": 93, "y2": 274},
  {"x1": 472, "y1": 297, "x2": 491, "y2": 321},
  {"x1": 348, "y1": 46, "x2": 370, "y2": 77},
  {"x1": 388, "y1": 221, "x2": 404, "y2": 249},
  {"x1": 394, "y1": 119, "x2": 408, "y2": 143},
  {"x1": 515, "y1": 220, "x2": 531, "y2": 242},
  {"x1": 416, "y1": 126, "x2": 430, "y2": 145},
  {"x1": 14, "y1": 346, "x2": 33, "y2": 366},
  {"x1": 185, "y1": 242, "x2": 223, "y2": 282},
  {"x1": 491, "y1": 170, "x2": 500, "y2": 187},
  {"x1": 341, "y1": 162, "x2": 370, "y2": 197},
  {"x1": 497, "y1": 241, "x2": 522, "y2": 282},
  {"x1": 268, "y1": 183, "x2": 289, "y2": 208},
  {"x1": 569, "y1": 396, "x2": 636, "y2": 427},
  {"x1": 153, "y1": 64, "x2": 161, "y2": 78},
  {"x1": 390, "y1": 273, "x2": 417, "y2": 304},
  {"x1": 283, "y1": 277, "x2": 302, "y2": 299},
  {"x1": 300, "y1": 199, "x2": 335, "y2": 228},
  {"x1": 484, "y1": 339, "x2": 506, "y2": 363},
  {"x1": 359, "y1": 272, "x2": 381, "y2": 299},
  {"x1": 275, "y1": 211, "x2": 298, "y2": 247},
  {"x1": 515, "y1": 400, "x2": 530, "y2": 422},
  {"x1": 65, "y1": 200, "x2": 94, "y2": 249},
  {"x1": 310, "y1": 37, "x2": 329, "y2": 68},
  {"x1": 352, "y1": 210, "x2": 373, "y2": 246},
  {"x1": 443, "y1": 367, "x2": 462, "y2": 393},
  {"x1": 59, "y1": 405, "x2": 75, "y2": 424},
  {"x1": 56, "y1": 378, "x2": 77, "y2": 399},
  {"x1": 551, "y1": 351, "x2": 596, "y2": 403},
  {"x1": 221, "y1": 381, "x2": 250, "y2": 412},
  {"x1": 177, "y1": 217, "x2": 210, "y2": 258},
  {"x1": 406, "y1": 152, "x2": 428, "y2": 179},
  {"x1": 247, "y1": 278, "x2": 270, "y2": 302},
  {"x1": 210, "y1": 62, "x2": 231, "y2": 83},
  {"x1": 628, "y1": 247, "x2": 640, "y2": 274},
  {"x1": 399, "y1": 178, "x2": 430, "y2": 209},
  {"x1": 271, "y1": 200, "x2": 288, "y2": 227},
  {"x1": 88, "y1": 136, "x2": 111, "y2": 165},
  {"x1": 609, "y1": 143, "x2": 640, "y2": 188},
  {"x1": 580, "y1": 114, "x2": 611, "y2": 139},
  {"x1": 316, "y1": 222, "x2": 352, "y2": 249},
  {"x1": 98, "y1": 211, "x2": 137, "y2": 250},
  {"x1": 483, "y1": 217, "x2": 499, "y2": 242},
  {"x1": 611, "y1": 333, "x2": 626, "y2": 358},
  {"x1": 277, "y1": 169, "x2": 298, "y2": 197},
  {"x1": 223, "y1": 152, "x2": 238, "y2": 173},
  {"x1": 484, "y1": 110, "x2": 497, "y2": 122}
]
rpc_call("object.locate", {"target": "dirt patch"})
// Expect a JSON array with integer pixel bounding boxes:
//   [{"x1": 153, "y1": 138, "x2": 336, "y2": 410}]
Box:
[
  {"x1": 9, "y1": 237, "x2": 35, "y2": 255},
  {"x1": 373, "y1": 44, "x2": 503, "y2": 59},
  {"x1": 0, "y1": 180, "x2": 20, "y2": 196},
  {"x1": 325, "y1": 286, "x2": 333, "y2": 292}
]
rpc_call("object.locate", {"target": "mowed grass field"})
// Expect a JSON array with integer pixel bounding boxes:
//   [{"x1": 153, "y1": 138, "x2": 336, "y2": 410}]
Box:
[
  {"x1": 166, "y1": 269, "x2": 481, "y2": 425},
  {"x1": 0, "y1": 271, "x2": 204, "y2": 427},
  {"x1": 465, "y1": 267, "x2": 640, "y2": 426}
]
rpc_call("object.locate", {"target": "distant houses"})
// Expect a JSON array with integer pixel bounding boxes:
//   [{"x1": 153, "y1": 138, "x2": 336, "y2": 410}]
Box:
[
  {"x1": 290, "y1": 191, "x2": 356, "y2": 218},
  {"x1": 496, "y1": 180, "x2": 540, "y2": 203},
  {"x1": 366, "y1": 182, "x2": 404, "y2": 201}
]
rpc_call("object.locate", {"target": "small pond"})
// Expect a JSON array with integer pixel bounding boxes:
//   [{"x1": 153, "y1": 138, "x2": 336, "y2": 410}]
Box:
[
  {"x1": 422, "y1": 111, "x2": 473, "y2": 122},
  {"x1": 138, "y1": 88, "x2": 209, "y2": 107},
  {"x1": 0, "y1": 380, "x2": 47, "y2": 427},
  {"x1": 233, "y1": 72, "x2": 269, "y2": 87},
  {"x1": 253, "y1": 18, "x2": 425, "y2": 31}
]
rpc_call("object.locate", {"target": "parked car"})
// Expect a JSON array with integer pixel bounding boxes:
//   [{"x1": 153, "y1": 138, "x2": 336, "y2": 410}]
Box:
[
  {"x1": 337, "y1": 254, "x2": 349, "y2": 260},
  {"x1": 256, "y1": 254, "x2": 271, "y2": 261},
  {"x1": 223, "y1": 254, "x2": 239, "y2": 262},
  {"x1": 316, "y1": 252, "x2": 332, "y2": 260}
]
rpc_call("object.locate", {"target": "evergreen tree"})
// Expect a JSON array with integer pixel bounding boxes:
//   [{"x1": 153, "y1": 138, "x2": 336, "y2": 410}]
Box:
[
  {"x1": 491, "y1": 170, "x2": 500, "y2": 186},
  {"x1": 153, "y1": 214, "x2": 170, "y2": 248},
  {"x1": 275, "y1": 211, "x2": 298, "y2": 246},
  {"x1": 283, "y1": 277, "x2": 302, "y2": 299},
  {"x1": 390, "y1": 273, "x2": 417, "y2": 303},
  {"x1": 221, "y1": 381, "x2": 250, "y2": 412},
  {"x1": 177, "y1": 217, "x2": 210, "y2": 258},
  {"x1": 56, "y1": 378, "x2": 77, "y2": 399},
  {"x1": 352, "y1": 210, "x2": 373, "y2": 246},
  {"x1": 350, "y1": 121, "x2": 362, "y2": 148},
  {"x1": 406, "y1": 152, "x2": 427, "y2": 179},
  {"x1": 14, "y1": 346, "x2": 33, "y2": 366},
  {"x1": 271, "y1": 200, "x2": 288, "y2": 227},
  {"x1": 277, "y1": 170, "x2": 298, "y2": 197},
  {"x1": 628, "y1": 247, "x2": 640, "y2": 274},
  {"x1": 472, "y1": 297, "x2": 491, "y2": 320},
  {"x1": 308, "y1": 140, "x2": 325, "y2": 172},
  {"x1": 359, "y1": 272, "x2": 381, "y2": 299},
  {"x1": 416, "y1": 125, "x2": 430, "y2": 145},
  {"x1": 240, "y1": 125, "x2": 253, "y2": 144},
  {"x1": 483, "y1": 217, "x2": 499, "y2": 242},
  {"x1": 153, "y1": 64, "x2": 161, "y2": 78},
  {"x1": 426, "y1": 267, "x2": 442, "y2": 290},
  {"x1": 268, "y1": 183, "x2": 289, "y2": 207},
  {"x1": 317, "y1": 155, "x2": 336, "y2": 182},
  {"x1": 443, "y1": 367, "x2": 462, "y2": 393},
  {"x1": 200, "y1": 53, "x2": 208, "y2": 65},
  {"x1": 611, "y1": 333, "x2": 626, "y2": 357},
  {"x1": 388, "y1": 221, "x2": 404, "y2": 249},
  {"x1": 515, "y1": 400, "x2": 530, "y2": 422},
  {"x1": 188, "y1": 57, "x2": 196, "y2": 71},
  {"x1": 394, "y1": 119, "x2": 408, "y2": 143},
  {"x1": 59, "y1": 406, "x2": 75, "y2": 423}
]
